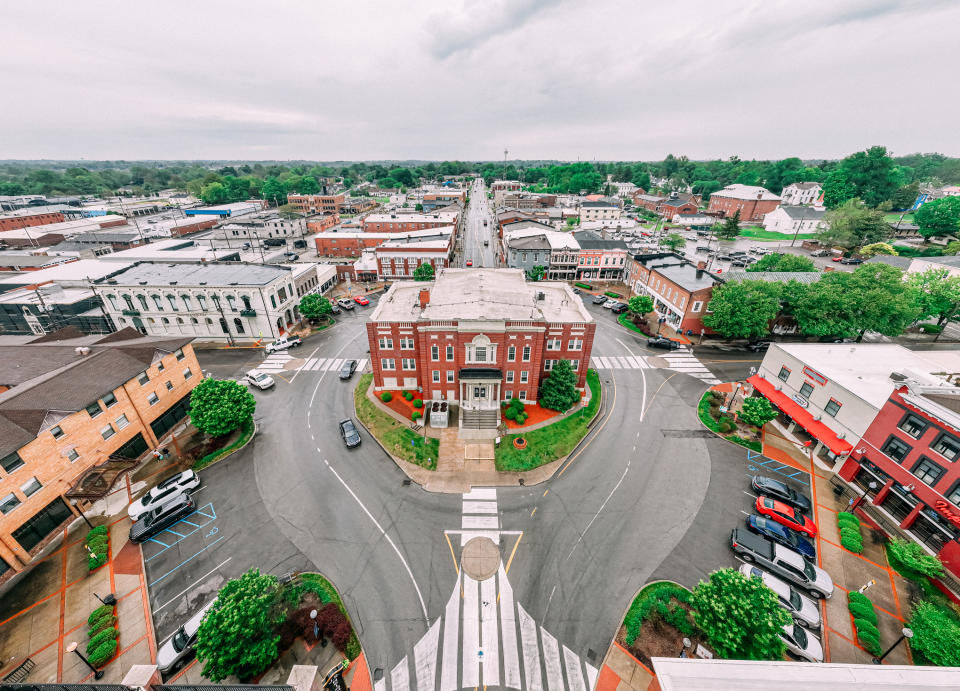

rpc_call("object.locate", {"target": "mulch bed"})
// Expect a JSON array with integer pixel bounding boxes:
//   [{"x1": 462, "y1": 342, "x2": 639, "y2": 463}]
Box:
[
  {"x1": 501, "y1": 397, "x2": 581, "y2": 430},
  {"x1": 614, "y1": 614, "x2": 708, "y2": 669},
  {"x1": 380, "y1": 391, "x2": 424, "y2": 422}
]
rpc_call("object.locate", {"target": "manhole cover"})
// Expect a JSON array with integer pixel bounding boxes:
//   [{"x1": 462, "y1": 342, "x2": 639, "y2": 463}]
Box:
[{"x1": 461, "y1": 537, "x2": 500, "y2": 581}]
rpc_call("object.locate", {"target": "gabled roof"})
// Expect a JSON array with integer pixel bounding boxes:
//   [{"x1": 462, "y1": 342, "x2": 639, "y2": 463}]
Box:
[
  {"x1": 777, "y1": 206, "x2": 825, "y2": 220},
  {"x1": 712, "y1": 184, "x2": 780, "y2": 201}
]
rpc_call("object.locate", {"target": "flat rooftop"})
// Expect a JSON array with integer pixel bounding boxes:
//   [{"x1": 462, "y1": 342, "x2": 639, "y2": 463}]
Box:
[
  {"x1": 94, "y1": 261, "x2": 292, "y2": 287},
  {"x1": 371, "y1": 268, "x2": 592, "y2": 323},
  {"x1": 771, "y1": 343, "x2": 960, "y2": 408},
  {"x1": 0, "y1": 258, "x2": 135, "y2": 286}
]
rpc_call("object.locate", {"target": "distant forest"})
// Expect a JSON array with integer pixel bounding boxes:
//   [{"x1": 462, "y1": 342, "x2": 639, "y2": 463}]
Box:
[{"x1": 1, "y1": 150, "x2": 957, "y2": 211}]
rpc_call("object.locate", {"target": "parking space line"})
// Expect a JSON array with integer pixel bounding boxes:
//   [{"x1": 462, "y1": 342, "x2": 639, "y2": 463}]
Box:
[
  {"x1": 165, "y1": 529, "x2": 185, "y2": 538},
  {"x1": 147, "y1": 536, "x2": 168, "y2": 548},
  {"x1": 148, "y1": 535, "x2": 225, "y2": 587},
  {"x1": 179, "y1": 519, "x2": 199, "y2": 527},
  {"x1": 153, "y1": 557, "x2": 232, "y2": 614}
]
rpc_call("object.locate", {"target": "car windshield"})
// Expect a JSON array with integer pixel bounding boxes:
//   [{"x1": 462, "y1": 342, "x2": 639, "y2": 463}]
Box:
[
  {"x1": 171, "y1": 628, "x2": 189, "y2": 652},
  {"x1": 789, "y1": 588, "x2": 802, "y2": 611},
  {"x1": 803, "y1": 559, "x2": 817, "y2": 581},
  {"x1": 792, "y1": 624, "x2": 807, "y2": 647}
]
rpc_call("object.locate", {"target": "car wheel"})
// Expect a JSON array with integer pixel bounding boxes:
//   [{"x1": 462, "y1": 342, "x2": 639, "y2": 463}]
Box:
[
  {"x1": 794, "y1": 616, "x2": 806, "y2": 627},
  {"x1": 741, "y1": 553, "x2": 754, "y2": 563},
  {"x1": 808, "y1": 589, "x2": 824, "y2": 600}
]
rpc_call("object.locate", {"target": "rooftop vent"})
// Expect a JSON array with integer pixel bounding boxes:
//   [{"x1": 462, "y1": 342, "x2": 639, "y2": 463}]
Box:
[
  {"x1": 169, "y1": 281, "x2": 177, "y2": 285},
  {"x1": 890, "y1": 372, "x2": 908, "y2": 382},
  {"x1": 536, "y1": 292, "x2": 545, "y2": 301}
]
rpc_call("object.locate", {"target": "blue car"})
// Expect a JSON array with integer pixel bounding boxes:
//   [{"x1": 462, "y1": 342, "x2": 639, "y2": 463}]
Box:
[{"x1": 746, "y1": 514, "x2": 816, "y2": 560}]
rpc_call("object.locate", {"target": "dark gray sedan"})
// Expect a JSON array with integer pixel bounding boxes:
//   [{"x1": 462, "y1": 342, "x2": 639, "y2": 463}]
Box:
[
  {"x1": 339, "y1": 418, "x2": 361, "y2": 448},
  {"x1": 339, "y1": 359, "x2": 358, "y2": 380}
]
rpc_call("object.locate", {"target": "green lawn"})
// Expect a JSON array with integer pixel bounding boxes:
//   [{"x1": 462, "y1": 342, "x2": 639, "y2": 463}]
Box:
[
  {"x1": 495, "y1": 370, "x2": 601, "y2": 472},
  {"x1": 623, "y1": 581, "x2": 694, "y2": 646},
  {"x1": 737, "y1": 227, "x2": 818, "y2": 242},
  {"x1": 354, "y1": 374, "x2": 438, "y2": 469},
  {"x1": 885, "y1": 212, "x2": 914, "y2": 223},
  {"x1": 192, "y1": 416, "x2": 254, "y2": 471}
]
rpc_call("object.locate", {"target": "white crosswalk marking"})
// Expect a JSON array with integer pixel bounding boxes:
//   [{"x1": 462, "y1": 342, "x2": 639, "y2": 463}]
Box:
[
  {"x1": 462, "y1": 515, "x2": 498, "y2": 530},
  {"x1": 357, "y1": 358, "x2": 368, "y2": 370},
  {"x1": 518, "y1": 604, "x2": 543, "y2": 691},
  {"x1": 462, "y1": 576, "x2": 480, "y2": 688},
  {"x1": 464, "y1": 488, "x2": 497, "y2": 500},
  {"x1": 585, "y1": 663, "x2": 598, "y2": 690},
  {"x1": 440, "y1": 580, "x2": 460, "y2": 691},
  {"x1": 592, "y1": 346, "x2": 721, "y2": 384},
  {"x1": 375, "y1": 680, "x2": 386, "y2": 691},
  {"x1": 332, "y1": 358, "x2": 345, "y2": 370},
  {"x1": 391, "y1": 657, "x2": 410, "y2": 691},
  {"x1": 540, "y1": 628, "x2": 564, "y2": 691},
  {"x1": 414, "y1": 619, "x2": 440, "y2": 691},
  {"x1": 498, "y1": 566, "x2": 522, "y2": 689},
  {"x1": 563, "y1": 646, "x2": 586, "y2": 691},
  {"x1": 463, "y1": 500, "x2": 498, "y2": 514},
  {"x1": 480, "y1": 578, "x2": 500, "y2": 686}
]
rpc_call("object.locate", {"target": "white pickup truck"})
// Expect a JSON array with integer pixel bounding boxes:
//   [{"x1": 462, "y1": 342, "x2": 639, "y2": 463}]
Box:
[
  {"x1": 244, "y1": 370, "x2": 275, "y2": 390},
  {"x1": 265, "y1": 335, "x2": 302, "y2": 354}
]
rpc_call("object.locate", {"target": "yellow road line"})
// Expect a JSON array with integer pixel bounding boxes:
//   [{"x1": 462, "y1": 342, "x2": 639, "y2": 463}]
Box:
[
  {"x1": 504, "y1": 532, "x2": 523, "y2": 575},
  {"x1": 530, "y1": 507, "x2": 537, "y2": 518},
  {"x1": 444, "y1": 532, "x2": 459, "y2": 576}
]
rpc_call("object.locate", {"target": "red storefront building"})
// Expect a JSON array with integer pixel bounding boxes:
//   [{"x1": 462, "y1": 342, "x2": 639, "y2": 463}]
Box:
[
  {"x1": 366, "y1": 268, "x2": 595, "y2": 430},
  {"x1": 749, "y1": 344, "x2": 960, "y2": 577}
]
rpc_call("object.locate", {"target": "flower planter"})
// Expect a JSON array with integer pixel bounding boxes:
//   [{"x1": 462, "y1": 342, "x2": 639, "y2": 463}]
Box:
[{"x1": 513, "y1": 437, "x2": 527, "y2": 450}]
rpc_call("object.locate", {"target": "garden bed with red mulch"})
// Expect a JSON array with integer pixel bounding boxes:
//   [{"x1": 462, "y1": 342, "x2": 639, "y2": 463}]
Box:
[
  {"x1": 500, "y1": 395, "x2": 583, "y2": 430},
  {"x1": 380, "y1": 391, "x2": 424, "y2": 422}
]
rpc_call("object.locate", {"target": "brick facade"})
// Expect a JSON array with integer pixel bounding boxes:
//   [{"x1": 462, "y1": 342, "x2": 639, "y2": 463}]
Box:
[
  {"x1": 362, "y1": 218, "x2": 451, "y2": 233},
  {"x1": 707, "y1": 194, "x2": 780, "y2": 221},
  {"x1": 0, "y1": 344, "x2": 202, "y2": 574},
  {"x1": 287, "y1": 193, "x2": 345, "y2": 214},
  {"x1": 0, "y1": 212, "x2": 66, "y2": 232},
  {"x1": 305, "y1": 214, "x2": 341, "y2": 233}
]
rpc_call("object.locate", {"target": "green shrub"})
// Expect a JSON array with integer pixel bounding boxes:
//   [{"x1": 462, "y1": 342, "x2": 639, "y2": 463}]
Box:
[
  {"x1": 718, "y1": 419, "x2": 736, "y2": 434},
  {"x1": 87, "y1": 639, "x2": 117, "y2": 668},
  {"x1": 857, "y1": 630, "x2": 881, "y2": 655},
  {"x1": 847, "y1": 591, "x2": 872, "y2": 608},
  {"x1": 380, "y1": 392, "x2": 392, "y2": 402},
  {"x1": 88, "y1": 554, "x2": 107, "y2": 570},
  {"x1": 505, "y1": 408, "x2": 517, "y2": 420},
  {"x1": 574, "y1": 282, "x2": 593, "y2": 290},
  {"x1": 920, "y1": 323, "x2": 944, "y2": 334},
  {"x1": 887, "y1": 538, "x2": 945, "y2": 580},
  {"x1": 88, "y1": 605, "x2": 114, "y2": 627},
  {"x1": 848, "y1": 602, "x2": 877, "y2": 625},
  {"x1": 88, "y1": 616, "x2": 118, "y2": 637},
  {"x1": 413, "y1": 398, "x2": 423, "y2": 408},
  {"x1": 837, "y1": 511, "x2": 860, "y2": 526},
  {"x1": 854, "y1": 618, "x2": 880, "y2": 638},
  {"x1": 516, "y1": 412, "x2": 528, "y2": 424},
  {"x1": 87, "y1": 525, "x2": 108, "y2": 538},
  {"x1": 909, "y1": 600, "x2": 960, "y2": 666},
  {"x1": 411, "y1": 411, "x2": 422, "y2": 421},
  {"x1": 840, "y1": 526, "x2": 863, "y2": 554},
  {"x1": 87, "y1": 627, "x2": 118, "y2": 653},
  {"x1": 604, "y1": 291, "x2": 622, "y2": 298},
  {"x1": 87, "y1": 535, "x2": 108, "y2": 551},
  {"x1": 403, "y1": 391, "x2": 414, "y2": 401},
  {"x1": 508, "y1": 397, "x2": 525, "y2": 412}
]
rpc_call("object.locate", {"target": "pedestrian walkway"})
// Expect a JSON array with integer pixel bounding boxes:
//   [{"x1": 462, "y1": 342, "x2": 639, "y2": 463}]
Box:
[
  {"x1": 591, "y1": 346, "x2": 720, "y2": 384},
  {"x1": 378, "y1": 488, "x2": 597, "y2": 691},
  {"x1": 255, "y1": 353, "x2": 367, "y2": 374}
]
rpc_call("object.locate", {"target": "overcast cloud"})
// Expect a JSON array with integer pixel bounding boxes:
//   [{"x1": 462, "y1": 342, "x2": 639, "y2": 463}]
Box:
[{"x1": 2, "y1": 0, "x2": 957, "y2": 161}]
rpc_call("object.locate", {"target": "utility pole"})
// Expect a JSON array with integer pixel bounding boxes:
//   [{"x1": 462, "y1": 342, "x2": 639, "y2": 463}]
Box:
[{"x1": 503, "y1": 147, "x2": 508, "y2": 181}]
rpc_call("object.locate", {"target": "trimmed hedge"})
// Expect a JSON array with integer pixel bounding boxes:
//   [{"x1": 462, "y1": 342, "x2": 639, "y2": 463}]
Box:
[
  {"x1": 87, "y1": 627, "x2": 118, "y2": 653},
  {"x1": 85, "y1": 526, "x2": 110, "y2": 571},
  {"x1": 88, "y1": 605, "x2": 114, "y2": 627},
  {"x1": 380, "y1": 392, "x2": 393, "y2": 402},
  {"x1": 516, "y1": 412, "x2": 528, "y2": 424},
  {"x1": 403, "y1": 391, "x2": 414, "y2": 401},
  {"x1": 413, "y1": 398, "x2": 423, "y2": 408},
  {"x1": 88, "y1": 615, "x2": 118, "y2": 637},
  {"x1": 574, "y1": 282, "x2": 593, "y2": 290},
  {"x1": 505, "y1": 407, "x2": 517, "y2": 420},
  {"x1": 840, "y1": 526, "x2": 864, "y2": 554},
  {"x1": 88, "y1": 525, "x2": 108, "y2": 537},
  {"x1": 411, "y1": 411, "x2": 422, "y2": 421},
  {"x1": 837, "y1": 511, "x2": 860, "y2": 526},
  {"x1": 848, "y1": 602, "x2": 877, "y2": 625},
  {"x1": 847, "y1": 592, "x2": 882, "y2": 655},
  {"x1": 604, "y1": 291, "x2": 623, "y2": 298},
  {"x1": 87, "y1": 639, "x2": 118, "y2": 668}
]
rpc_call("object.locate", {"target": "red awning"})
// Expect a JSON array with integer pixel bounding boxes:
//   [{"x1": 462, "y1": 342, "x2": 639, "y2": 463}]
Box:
[{"x1": 747, "y1": 374, "x2": 853, "y2": 456}]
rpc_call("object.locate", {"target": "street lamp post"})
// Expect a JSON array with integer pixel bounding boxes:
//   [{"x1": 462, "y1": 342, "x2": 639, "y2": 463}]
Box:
[
  {"x1": 66, "y1": 641, "x2": 104, "y2": 679},
  {"x1": 873, "y1": 627, "x2": 913, "y2": 664},
  {"x1": 853, "y1": 481, "x2": 879, "y2": 512}
]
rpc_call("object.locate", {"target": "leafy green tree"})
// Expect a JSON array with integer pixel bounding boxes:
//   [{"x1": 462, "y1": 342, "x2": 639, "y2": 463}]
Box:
[
  {"x1": 414, "y1": 203, "x2": 423, "y2": 211},
  {"x1": 859, "y1": 242, "x2": 898, "y2": 257},
  {"x1": 889, "y1": 182, "x2": 920, "y2": 211},
  {"x1": 195, "y1": 569, "x2": 285, "y2": 682},
  {"x1": 189, "y1": 378, "x2": 256, "y2": 437},
  {"x1": 413, "y1": 263, "x2": 435, "y2": 281},
  {"x1": 822, "y1": 169, "x2": 856, "y2": 209},
  {"x1": 526, "y1": 265, "x2": 546, "y2": 281},
  {"x1": 660, "y1": 233, "x2": 686, "y2": 253},
  {"x1": 746, "y1": 253, "x2": 817, "y2": 272},
  {"x1": 824, "y1": 146, "x2": 903, "y2": 208},
  {"x1": 200, "y1": 182, "x2": 229, "y2": 204},
  {"x1": 703, "y1": 281, "x2": 782, "y2": 339},
  {"x1": 631, "y1": 169, "x2": 651, "y2": 190},
  {"x1": 908, "y1": 601, "x2": 960, "y2": 667},
  {"x1": 628, "y1": 295, "x2": 654, "y2": 316},
  {"x1": 715, "y1": 210, "x2": 741, "y2": 241},
  {"x1": 295, "y1": 175, "x2": 321, "y2": 194},
  {"x1": 888, "y1": 537, "x2": 945, "y2": 579},
  {"x1": 260, "y1": 177, "x2": 287, "y2": 206},
  {"x1": 299, "y1": 294, "x2": 332, "y2": 321},
  {"x1": 691, "y1": 568, "x2": 791, "y2": 660},
  {"x1": 914, "y1": 196, "x2": 960, "y2": 239},
  {"x1": 820, "y1": 199, "x2": 891, "y2": 249},
  {"x1": 538, "y1": 359, "x2": 580, "y2": 412},
  {"x1": 908, "y1": 268, "x2": 960, "y2": 327},
  {"x1": 738, "y1": 397, "x2": 778, "y2": 428},
  {"x1": 692, "y1": 180, "x2": 722, "y2": 199}
]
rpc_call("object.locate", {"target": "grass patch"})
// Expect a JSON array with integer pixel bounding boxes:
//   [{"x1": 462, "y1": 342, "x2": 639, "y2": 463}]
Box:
[
  {"x1": 697, "y1": 391, "x2": 761, "y2": 451},
  {"x1": 624, "y1": 581, "x2": 695, "y2": 646},
  {"x1": 727, "y1": 436, "x2": 763, "y2": 452},
  {"x1": 495, "y1": 370, "x2": 601, "y2": 472},
  {"x1": 885, "y1": 212, "x2": 914, "y2": 223},
  {"x1": 309, "y1": 316, "x2": 335, "y2": 332},
  {"x1": 354, "y1": 374, "x2": 439, "y2": 470},
  {"x1": 894, "y1": 244, "x2": 946, "y2": 258},
  {"x1": 736, "y1": 227, "x2": 818, "y2": 242},
  {"x1": 192, "y1": 416, "x2": 254, "y2": 471},
  {"x1": 618, "y1": 312, "x2": 653, "y2": 337},
  {"x1": 295, "y1": 573, "x2": 362, "y2": 660}
]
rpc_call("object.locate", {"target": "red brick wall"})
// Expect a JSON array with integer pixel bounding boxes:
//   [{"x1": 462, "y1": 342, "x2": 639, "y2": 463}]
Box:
[
  {"x1": 707, "y1": 196, "x2": 780, "y2": 221},
  {"x1": 170, "y1": 218, "x2": 217, "y2": 237},
  {"x1": 306, "y1": 214, "x2": 341, "y2": 232},
  {"x1": 0, "y1": 212, "x2": 65, "y2": 231},
  {"x1": 315, "y1": 235, "x2": 384, "y2": 257},
  {"x1": 362, "y1": 220, "x2": 448, "y2": 233}
]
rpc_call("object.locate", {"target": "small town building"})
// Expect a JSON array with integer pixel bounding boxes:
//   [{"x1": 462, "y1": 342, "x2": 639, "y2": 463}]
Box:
[
  {"x1": 366, "y1": 268, "x2": 595, "y2": 431},
  {"x1": 572, "y1": 231, "x2": 628, "y2": 281},
  {"x1": 762, "y1": 205, "x2": 827, "y2": 235},
  {"x1": 503, "y1": 227, "x2": 580, "y2": 281},
  {"x1": 626, "y1": 253, "x2": 724, "y2": 336},
  {"x1": 287, "y1": 193, "x2": 345, "y2": 215},
  {"x1": 183, "y1": 201, "x2": 266, "y2": 218},
  {"x1": 707, "y1": 184, "x2": 781, "y2": 221},
  {"x1": 362, "y1": 211, "x2": 459, "y2": 234},
  {"x1": 779, "y1": 182, "x2": 823, "y2": 206},
  {"x1": 422, "y1": 189, "x2": 467, "y2": 211},
  {"x1": 315, "y1": 227, "x2": 454, "y2": 259},
  {"x1": 578, "y1": 201, "x2": 621, "y2": 222},
  {"x1": 491, "y1": 181, "x2": 523, "y2": 205}
]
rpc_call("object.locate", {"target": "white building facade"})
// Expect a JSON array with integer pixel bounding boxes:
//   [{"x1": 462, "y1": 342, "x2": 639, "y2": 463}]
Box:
[{"x1": 780, "y1": 182, "x2": 823, "y2": 206}]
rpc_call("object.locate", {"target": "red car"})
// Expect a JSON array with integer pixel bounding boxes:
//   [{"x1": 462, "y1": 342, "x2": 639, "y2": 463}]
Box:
[
  {"x1": 755, "y1": 496, "x2": 817, "y2": 538},
  {"x1": 831, "y1": 256, "x2": 843, "y2": 262},
  {"x1": 466, "y1": 260, "x2": 473, "y2": 266},
  {"x1": 354, "y1": 295, "x2": 370, "y2": 306}
]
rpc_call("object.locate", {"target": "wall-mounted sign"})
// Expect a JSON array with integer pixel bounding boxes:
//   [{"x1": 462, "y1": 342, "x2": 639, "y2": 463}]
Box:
[
  {"x1": 803, "y1": 366, "x2": 828, "y2": 386},
  {"x1": 792, "y1": 394, "x2": 809, "y2": 408},
  {"x1": 934, "y1": 499, "x2": 960, "y2": 528}
]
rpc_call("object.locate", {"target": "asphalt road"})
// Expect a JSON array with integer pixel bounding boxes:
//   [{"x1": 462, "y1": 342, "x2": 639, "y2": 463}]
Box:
[
  {"x1": 146, "y1": 283, "x2": 816, "y2": 687},
  {"x1": 462, "y1": 178, "x2": 497, "y2": 268}
]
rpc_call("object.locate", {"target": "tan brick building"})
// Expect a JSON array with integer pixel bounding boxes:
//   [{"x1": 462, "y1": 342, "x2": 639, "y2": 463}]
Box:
[
  {"x1": 0, "y1": 328, "x2": 201, "y2": 579},
  {"x1": 287, "y1": 193, "x2": 345, "y2": 215}
]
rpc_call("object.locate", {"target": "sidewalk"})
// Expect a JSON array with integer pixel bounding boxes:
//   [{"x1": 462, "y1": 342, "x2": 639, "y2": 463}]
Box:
[{"x1": 0, "y1": 476, "x2": 155, "y2": 684}]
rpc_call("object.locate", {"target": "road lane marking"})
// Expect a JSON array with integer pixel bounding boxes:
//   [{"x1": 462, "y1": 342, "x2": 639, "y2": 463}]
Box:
[
  {"x1": 440, "y1": 576, "x2": 461, "y2": 691},
  {"x1": 148, "y1": 535, "x2": 225, "y2": 587},
  {"x1": 462, "y1": 576, "x2": 480, "y2": 688},
  {"x1": 480, "y1": 578, "x2": 500, "y2": 686},
  {"x1": 518, "y1": 604, "x2": 543, "y2": 691},
  {"x1": 498, "y1": 566, "x2": 522, "y2": 688},
  {"x1": 153, "y1": 558, "x2": 232, "y2": 613},
  {"x1": 585, "y1": 663, "x2": 599, "y2": 690},
  {"x1": 540, "y1": 627, "x2": 564, "y2": 691},
  {"x1": 464, "y1": 488, "x2": 497, "y2": 500},
  {"x1": 463, "y1": 515, "x2": 498, "y2": 530},
  {"x1": 291, "y1": 346, "x2": 320, "y2": 383},
  {"x1": 504, "y1": 533, "x2": 523, "y2": 575},
  {"x1": 462, "y1": 501, "x2": 498, "y2": 514},
  {"x1": 391, "y1": 656, "x2": 410, "y2": 691},
  {"x1": 564, "y1": 645, "x2": 587, "y2": 691},
  {"x1": 414, "y1": 618, "x2": 441, "y2": 691}
]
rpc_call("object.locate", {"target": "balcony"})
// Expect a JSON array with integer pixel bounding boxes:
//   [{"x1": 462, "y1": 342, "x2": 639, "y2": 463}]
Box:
[
  {"x1": 121, "y1": 309, "x2": 141, "y2": 316},
  {"x1": 240, "y1": 309, "x2": 257, "y2": 317}
]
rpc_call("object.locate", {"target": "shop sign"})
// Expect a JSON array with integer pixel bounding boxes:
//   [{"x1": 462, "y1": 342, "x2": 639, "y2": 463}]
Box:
[
  {"x1": 934, "y1": 500, "x2": 960, "y2": 528},
  {"x1": 792, "y1": 394, "x2": 809, "y2": 408},
  {"x1": 803, "y1": 366, "x2": 828, "y2": 386}
]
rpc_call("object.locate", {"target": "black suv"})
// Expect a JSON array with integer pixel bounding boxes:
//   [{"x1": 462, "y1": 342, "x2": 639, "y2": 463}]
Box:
[
  {"x1": 647, "y1": 336, "x2": 681, "y2": 350},
  {"x1": 130, "y1": 495, "x2": 196, "y2": 543},
  {"x1": 611, "y1": 303, "x2": 628, "y2": 314}
]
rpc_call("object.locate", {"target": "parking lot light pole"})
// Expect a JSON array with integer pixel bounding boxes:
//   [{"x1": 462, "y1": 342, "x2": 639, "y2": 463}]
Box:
[
  {"x1": 853, "y1": 481, "x2": 879, "y2": 512},
  {"x1": 873, "y1": 627, "x2": 912, "y2": 664},
  {"x1": 66, "y1": 641, "x2": 103, "y2": 680}
]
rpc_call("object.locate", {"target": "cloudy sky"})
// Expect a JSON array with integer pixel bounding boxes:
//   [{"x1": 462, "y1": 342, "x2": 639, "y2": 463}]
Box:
[{"x1": 3, "y1": 0, "x2": 957, "y2": 161}]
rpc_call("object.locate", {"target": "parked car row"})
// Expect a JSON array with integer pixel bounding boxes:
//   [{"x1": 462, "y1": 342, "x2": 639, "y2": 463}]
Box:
[
  {"x1": 728, "y1": 475, "x2": 830, "y2": 662},
  {"x1": 587, "y1": 292, "x2": 629, "y2": 313}
]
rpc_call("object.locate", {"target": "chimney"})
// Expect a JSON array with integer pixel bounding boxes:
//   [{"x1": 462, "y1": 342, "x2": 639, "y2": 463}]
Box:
[
  {"x1": 757, "y1": 191, "x2": 763, "y2": 200},
  {"x1": 419, "y1": 288, "x2": 430, "y2": 309}
]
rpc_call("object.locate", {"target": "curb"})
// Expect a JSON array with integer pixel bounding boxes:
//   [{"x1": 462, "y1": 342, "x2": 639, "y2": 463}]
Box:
[
  {"x1": 696, "y1": 387, "x2": 762, "y2": 454},
  {"x1": 193, "y1": 418, "x2": 259, "y2": 473}
]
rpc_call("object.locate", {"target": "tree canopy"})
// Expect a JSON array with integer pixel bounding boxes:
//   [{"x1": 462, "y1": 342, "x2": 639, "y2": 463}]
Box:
[
  {"x1": 820, "y1": 199, "x2": 891, "y2": 249},
  {"x1": 914, "y1": 196, "x2": 960, "y2": 239},
  {"x1": 691, "y1": 568, "x2": 791, "y2": 660},
  {"x1": 538, "y1": 359, "x2": 580, "y2": 412},
  {"x1": 299, "y1": 294, "x2": 332, "y2": 321},
  {"x1": 746, "y1": 253, "x2": 817, "y2": 273},
  {"x1": 714, "y1": 210, "x2": 742, "y2": 241},
  {"x1": 821, "y1": 146, "x2": 904, "y2": 208},
  {"x1": 413, "y1": 263, "x2": 435, "y2": 281},
  {"x1": 189, "y1": 378, "x2": 256, "y2": 436},
  {"x1": 703, "y1": 281, "x2": 782, "y2": 339},
  {"x1": 660, "y1": 233, "x2": 686, "y2": 253},
  {"x1": 908, "y1": 268, "x2": 960, "y2": 326},
  {"x1": 858, "y1": 242, "x2": 898, "y2": 257}
]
